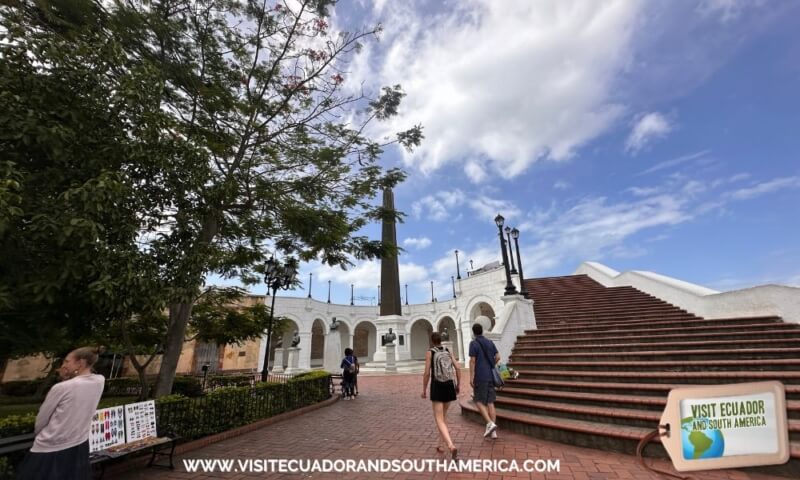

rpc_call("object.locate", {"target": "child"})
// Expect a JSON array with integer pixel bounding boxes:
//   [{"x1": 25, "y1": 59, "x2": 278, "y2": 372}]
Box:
[{"x1": 340, "y1": 348, "x2": 359, "y2": 399}]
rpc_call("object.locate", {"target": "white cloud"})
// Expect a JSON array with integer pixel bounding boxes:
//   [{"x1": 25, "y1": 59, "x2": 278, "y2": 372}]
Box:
[
  {"x1": 697, "y1": 0, "x2": 761, "y2": 23},
  {"x1": 312, "y1": 260, "x2": 428, "y2": 290},
  {"x1": 637, "y1": 150, "x2": 711, "y2": 176},
  {"x1": 554, "y1": 180, "x2": 571, "y2": 190},
  {"x1": 625, "y1": 112, "x2": 673, "y2": 154},
  {"x1": 411, "y1": 189, "x2": 520, "y2": 223},
  {"x1": 358, "y1": 0, "x2": 640, "y2": 178},
  {"x1": 403, "y1": 236, "x2": 432, "y2": 249},
  {"x1": 728, "y1": 176, "x2": 800, "y2": 200}
]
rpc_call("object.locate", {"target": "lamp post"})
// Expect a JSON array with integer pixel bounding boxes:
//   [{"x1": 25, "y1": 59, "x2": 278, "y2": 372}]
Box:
[
  {"x1": 494, "y1": 214, "x2": 518, "y2": 296},
  {"x1": 451, "y1": 276, "x2": 456, "y2": 299},
  {"x1": 505, "y1": 226, "x2": 517, "y2": 274},
  {"x1": 261, "y1": 256, "x2": 298, "y2": 382},
  {"x1": 307, "y1": 272, "x2": 312, "y2": 298},
  {"x1": 430, "y1": 281, "x2": 435, "y2": 303},
  {"x1": 405, "y1": 284, "x2": 409, "y2": 305},
  {"x1": 327, "y1": 280, "x2": 331, "y2": 303},
  {"x1": 378, "y1": 285, "x2": 381, "y2": 306},
  {"x1": 350, "y1": 284, "x2": 354, "y2": 305},
  {"x1": 511, "y1": 227, "x2": 529, "y2": 298},
  {"x1": 455, "y1": 250, "x2": 461, "y2": 279}
]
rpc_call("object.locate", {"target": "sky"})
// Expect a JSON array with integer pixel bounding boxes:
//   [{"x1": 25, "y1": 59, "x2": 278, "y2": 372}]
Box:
[{"x1": 215, "y1": 0, "x2": 800, "y2": 304}]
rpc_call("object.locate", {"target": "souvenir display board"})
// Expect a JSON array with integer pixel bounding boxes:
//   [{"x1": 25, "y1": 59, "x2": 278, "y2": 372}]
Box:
[
  {"x1": 89, "y1": 406, "x2": 126, "y2": 453},
  {"x1": 124, "y1": 400, "x2": 157, "y2": 442}
]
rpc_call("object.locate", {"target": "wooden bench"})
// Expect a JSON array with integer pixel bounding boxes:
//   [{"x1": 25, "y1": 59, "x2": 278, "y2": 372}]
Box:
[
  {"x1": 89, "y1": 429, "x2": 179, "y2": 479},
  {"x1": 0, "y1": 433, "x2": 35, "y2": 457}
]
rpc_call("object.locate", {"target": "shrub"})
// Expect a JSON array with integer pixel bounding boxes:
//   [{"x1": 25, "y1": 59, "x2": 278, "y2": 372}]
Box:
[
  {"x1": 171, "y1": 376, "x2": 203, "y2": 397},
  {"x1": 207, "y1": 374, "x2": 253, "y2": 389},
  {"x1": 0, "y1": 414, "x2": 35, "y2": 437},
  {"x1": 0, "y1": 380, "x2": 42, "y2": 397}
]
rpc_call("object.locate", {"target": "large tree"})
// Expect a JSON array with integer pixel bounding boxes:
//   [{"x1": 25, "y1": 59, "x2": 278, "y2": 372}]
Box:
[{"x1": 1, "y1": 0, "x2": 421, "y2": 397}]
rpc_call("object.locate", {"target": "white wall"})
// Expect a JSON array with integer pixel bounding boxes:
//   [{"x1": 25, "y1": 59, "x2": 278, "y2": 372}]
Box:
[{"x1": 574, "y1": 261, "x2": 800, "y2": 325}]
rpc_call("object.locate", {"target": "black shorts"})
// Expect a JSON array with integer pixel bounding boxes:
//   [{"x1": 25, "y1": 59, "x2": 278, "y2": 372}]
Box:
[
  {"x1": 473, "y1": 381, "x2": 496, "y2": 405},
  {"x1": 430, "y1": 380, "x2": 457, "y2": 402}
]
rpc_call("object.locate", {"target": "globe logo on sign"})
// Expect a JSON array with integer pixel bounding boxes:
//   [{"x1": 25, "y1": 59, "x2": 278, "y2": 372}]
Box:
[{"x1": 681, "y1": 416, "x2": 725, "y2": 459}]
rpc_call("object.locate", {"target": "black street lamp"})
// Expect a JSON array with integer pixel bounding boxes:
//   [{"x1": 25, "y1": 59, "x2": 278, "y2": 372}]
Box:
[
  {"x1": 511, "y1": 228, "x2": 529, "y2": 298},
  {"x1": 455, "y1": 250, "x2": 461, "y2": 280},
  {"x1": 494, "y1": 214, "x2": 518, "y2": 296},
  {"x1": 430, "y1": 281, "x2": 435, "y2": 303},
  {"x1": 405, "y1": 284, "x2": 409, "y2": 305},
  {"x1": 261, "y1": 256, "x2": 298, "y2": 381},
  {"x1": 350, "y1": 284, "x2": 354, "y2": 305},
  {"x1": 307, "y1": 272, "x2": 312, "y2": 298},
  {"x1": 378, "y1": 285, "x2": 381, "y2": 306},
  {"x1": 451, "y1": 276, "x2": 456, "y2": 299},
  {"x1": 505, "y1": 226, "x2": 518, "y2": 275},
  {"x1": 327, "y1": 280, "x2": 331, "y2": 303}
]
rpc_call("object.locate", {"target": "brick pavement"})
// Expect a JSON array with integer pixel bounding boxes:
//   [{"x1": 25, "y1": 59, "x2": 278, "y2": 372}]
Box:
[{"x1": 118, "y1": 374, "x2": 788, "y2": 480}]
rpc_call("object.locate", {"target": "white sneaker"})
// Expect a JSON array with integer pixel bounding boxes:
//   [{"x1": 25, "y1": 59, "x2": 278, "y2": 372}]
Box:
[
  {"x1": 484, "y1": 421, "x2": 497, "y2": 437},
  {"x1": 491, "y1": 430, "x2": 498, "y2": 439}
]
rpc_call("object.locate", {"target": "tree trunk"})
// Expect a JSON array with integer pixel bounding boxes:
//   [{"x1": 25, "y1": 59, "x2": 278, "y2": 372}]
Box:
[
  {"x1": 136, "y1": 363, "x2": 150, "y2": 401},
  {"x1": 153, "y1": 301, "x2": 192, "y2": 397},
  {"x1": 33, "y1": 354, "x2": 65, "y2": 399}
]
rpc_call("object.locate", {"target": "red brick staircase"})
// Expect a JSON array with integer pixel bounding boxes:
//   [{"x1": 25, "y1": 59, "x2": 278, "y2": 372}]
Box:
[{"x1": 461, "y1": 274, "x2": 800, "y2": 477}]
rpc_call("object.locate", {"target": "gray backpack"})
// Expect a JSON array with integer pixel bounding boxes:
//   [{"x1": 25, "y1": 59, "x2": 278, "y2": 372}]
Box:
[{"x1": 431, "y1": 347, "x2": 455, "y2": 383}]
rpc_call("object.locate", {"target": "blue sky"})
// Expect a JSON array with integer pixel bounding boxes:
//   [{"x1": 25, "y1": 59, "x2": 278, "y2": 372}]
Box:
[{"x1": 216, "y1": 0, "x2": 800, "y2": 304}]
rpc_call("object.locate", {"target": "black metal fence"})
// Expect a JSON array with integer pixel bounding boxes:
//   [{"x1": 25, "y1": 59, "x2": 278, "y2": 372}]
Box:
[{"x1": 155, "y1": 374, "x2": 330, "y2": 440}]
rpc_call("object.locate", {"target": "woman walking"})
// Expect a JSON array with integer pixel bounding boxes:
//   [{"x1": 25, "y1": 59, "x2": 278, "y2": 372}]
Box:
[
  {"x1": 17, "y1": 347, "x2": 105, "y2": 480},
  {"x1": 421, "y1": 332, "x2": 461, "y2": 459}
]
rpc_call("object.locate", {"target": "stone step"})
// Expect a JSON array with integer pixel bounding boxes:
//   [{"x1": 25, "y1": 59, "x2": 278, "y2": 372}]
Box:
[
  {"x1": 534, "y1": 312, "x2": 697, "y2": 325},
  {"x1": 514, "y1": 369, "x2": 800, "y2": 384},
  {"x1": 513, "y1": 337, "x2": 800, "y2": 354},
  {"x1": 496, "y1": 386, "x2": 800, "y2": 420},
  {"x1": 509, "y1": 359, "x2": 800, "y2": 372},
  {"x1": 510, "y1": 347, "x2": 800, "y2": 362},
  {"x1": 493, "y1": 392, "x2": 800, "y2": 434},
  {"x1": 534, "y1": 303, "x2": 687, "y2": 314},
  {"x1": 359, "y1": 359, "x2": 426, "y2": 374},
  {"x1": 506, "y1": 378, "x2": 800, "y2": 400},
  {"x1": 460, "y1": 401, "x2": 800, "y2": 478},
  {"x1": 529, "y1": 316, "x2": 781, "y2": 334},
  {"x1": 525, "y1": 315, "x2": 776, "y2": 335},
  {"x1": 514, "y1": 327, "x2": 800, "y2": 347},
  {"x1": 522, "y1": 321, "x2": 794, "y2": 340}
]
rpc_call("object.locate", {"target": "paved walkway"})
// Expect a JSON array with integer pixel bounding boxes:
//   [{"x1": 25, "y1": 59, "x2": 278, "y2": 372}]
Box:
[{"x1": 120, "y1": 374, "x2": 787, "y2": 479}]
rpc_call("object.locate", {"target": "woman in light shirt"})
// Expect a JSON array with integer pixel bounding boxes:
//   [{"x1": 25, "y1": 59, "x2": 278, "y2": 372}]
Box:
[{"x1": 17, "y1": 347, "x2": 105, "y2": 480}]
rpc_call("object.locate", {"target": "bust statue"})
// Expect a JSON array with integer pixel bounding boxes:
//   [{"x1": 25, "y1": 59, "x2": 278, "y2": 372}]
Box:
[
  {"x1": 383, "y1": 328, "x2": 397, "y2": 346},
  {"x1": 441, "y1": 327, "x2": 449, "y2": 341},
  {"x1": 291, "y1": 330, "x2": 301, "y2": 347},
  {"x1": 275, "y1": 337, "x2": 283, "y2": 348}
]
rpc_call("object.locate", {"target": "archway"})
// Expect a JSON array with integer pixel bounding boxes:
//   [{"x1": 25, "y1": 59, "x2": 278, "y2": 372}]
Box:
[
  {"x1": 311, "y1": 319, "x2": 326, "y2": 368},
  {"x1": 437, "y1": 316, "x2": 459, "y2": 360},
  {"x1": 470, "y1": 302, "x2": 496, "y2": 331},
  {"x1": 353, "y1": 321, "x2": 377, "y2": 363},
  {"x1": 410, "y1": 319, "x2": 433, "y2": 360}
]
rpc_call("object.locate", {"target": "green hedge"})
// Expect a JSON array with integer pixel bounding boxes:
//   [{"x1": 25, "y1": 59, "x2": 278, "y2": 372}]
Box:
[
  {"x1": 0, "y1": 381, "x2": 42, "y2": 397},
  {"x1": 156, "y1": 374, "x2": 331, "y2": 440},
  {"x1": 0, "y1": 414, "x2": 36, "y2": 438},
  {"x1": 1, "y1": 374, "x2": 330, "y2": 443},
  {"x1": 207, "y1": 374, "x2": 254, "y2": 389}
]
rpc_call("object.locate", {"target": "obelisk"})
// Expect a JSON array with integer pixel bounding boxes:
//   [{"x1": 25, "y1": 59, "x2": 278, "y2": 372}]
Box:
[
  {"x1": 380, "y1": 188, "x2": 402, "y2": 316},
  {"x1": 376, "y1": 188, "x2": 405, "y2": 365}
]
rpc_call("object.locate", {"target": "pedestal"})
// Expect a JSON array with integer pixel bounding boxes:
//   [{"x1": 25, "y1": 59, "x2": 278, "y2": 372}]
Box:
[
  {"x1": 441, "y1": 341, "x2": 454, "y2": 354},
  {"x1": 272, "y1": 347, "x2": 285, "y2": 373},
  {"x1": 385, "y1": 344, "x2": 397, "y2": 373},
  {"x1": 285, "y1": 347, "x2": 301, "y2": 375}
]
